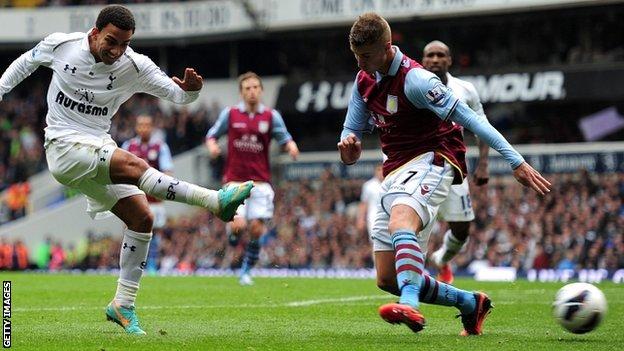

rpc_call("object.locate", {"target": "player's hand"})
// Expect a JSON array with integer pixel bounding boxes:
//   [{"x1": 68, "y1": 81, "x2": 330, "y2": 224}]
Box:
[
  {"x1": 473, "y1": 161, "x2": 489, "y2": 186},
  {"x1": 173, "y1": 68, "x2": 203, "y2": 91},
  {"x1": 337, "y1": 133, "x2": 362, "y2": 165},
  {"x1": 286, "y1": 141, "x2": 299, "y2": 161},
  {"x1": 512, "y1": 162, "x2": 551, "y2": 196},
  {"x1": 206, "y1": 141, "x2": 221, "y2": 159}
]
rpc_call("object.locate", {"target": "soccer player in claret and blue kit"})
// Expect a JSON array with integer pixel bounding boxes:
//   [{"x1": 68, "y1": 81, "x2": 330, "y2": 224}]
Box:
[
  {"x1": 0, "y1": 5, "x2": 253, "y2": 335},
  {"x1": 206, "y1": 72, "x2": 299, "y2": 286},
  {"x1": 338, "y1": 12, "x2": 551, "y2": 335}
]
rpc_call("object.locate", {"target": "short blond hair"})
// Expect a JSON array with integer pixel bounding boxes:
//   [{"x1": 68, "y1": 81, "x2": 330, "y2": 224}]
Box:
[
  {"x1": 238, "y1": 71, "x2": 263, "y2": 91},
  {"x1": 349, "y1": 12, "x2": 391, "y2": 47}
]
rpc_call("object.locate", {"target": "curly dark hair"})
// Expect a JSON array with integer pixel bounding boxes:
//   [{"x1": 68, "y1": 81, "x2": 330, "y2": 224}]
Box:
[{"x1": 96, "y1": 5, "x2": 136, "y2": 33}]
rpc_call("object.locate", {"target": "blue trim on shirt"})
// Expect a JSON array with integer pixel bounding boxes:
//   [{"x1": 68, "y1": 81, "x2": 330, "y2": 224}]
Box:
[
  {"x1": 271, "y1": 109, "x2": 293, "y2": 145},
  {"x1": 449, "y1": 102, "x2": 525, "y2": 168},
  {"x1": 341, "y1": 74, "x2": 371, "y2": 141},
  {"x1": 206, "y1": 107, "x2": 230, "y2": 139}
]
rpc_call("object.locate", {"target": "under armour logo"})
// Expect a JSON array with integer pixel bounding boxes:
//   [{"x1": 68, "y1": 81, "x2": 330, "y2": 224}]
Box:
[
  {"x1": 122, "y1": 242, "x2": 137, "y2": 252},
  {"x1": 64, "y1": 64, "x2": 77, "y2": 74},
  {"x1": 107, "y1": 73, "x2": 116, "y2": 90}
]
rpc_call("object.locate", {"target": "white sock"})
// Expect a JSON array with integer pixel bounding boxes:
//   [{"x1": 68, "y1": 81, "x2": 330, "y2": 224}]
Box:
[
  {"x1": 440, "y1": 229, "x2": 467, "y2": 264},
  {"x1": 137, "y1": 167, "x2": 219, "y2": 211},
  {"x1": 115, "y1": 229, "x2": 152, "y2": 308}
]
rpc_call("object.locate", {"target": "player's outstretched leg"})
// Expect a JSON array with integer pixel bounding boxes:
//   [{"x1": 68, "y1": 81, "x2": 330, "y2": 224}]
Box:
[
  {"x1": 105, "y1": 300, "x2": 146, "y2": 335},
  {"x1": 137, "y1": 167, "x2": 253, "y2": 222},
  {"x1": 416, "y1": 274, "x2": 492, "y2": 335},
  {"x1": 458, "y1": 292, "x2": 493, "y2": 336},
  {"x1": 216, "y1": 182, "x2": 254, "y2": 222},
  {"x1": 379, "y1": 230, "x2": 426, "y2": 332}
]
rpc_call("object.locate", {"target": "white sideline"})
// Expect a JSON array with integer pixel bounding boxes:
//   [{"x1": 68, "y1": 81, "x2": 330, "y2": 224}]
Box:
[{"x1": 13, "y1": 295, "x2": 390, "y2": 312}]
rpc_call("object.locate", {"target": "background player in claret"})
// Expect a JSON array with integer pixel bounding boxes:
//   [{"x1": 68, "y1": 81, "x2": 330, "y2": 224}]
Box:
[
  {"x1": 422, "y1": 40, "x2": 490, "y2": 284},
  {"x1": 338, "y1": 12, "x2": 551, "y2": 335},
  {"x1": 206, "y1": 71, "x2": 299, "y2": 286},
  {"x1": 122, "y1": 114, "x2": 174, "y2": 230},
  {"x1": 0, "y1": 5, "x2": 253, "y2": 335}
]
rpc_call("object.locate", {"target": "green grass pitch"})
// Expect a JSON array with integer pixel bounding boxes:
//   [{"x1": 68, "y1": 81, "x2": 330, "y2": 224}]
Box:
[{"x1": 3, "y1": 273, "x2": 622, "y2": 350}]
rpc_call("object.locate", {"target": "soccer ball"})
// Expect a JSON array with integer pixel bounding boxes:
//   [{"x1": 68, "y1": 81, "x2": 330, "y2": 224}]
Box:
[{"x1": 552, "y1": 282, "x2": 607, "y2": 334}]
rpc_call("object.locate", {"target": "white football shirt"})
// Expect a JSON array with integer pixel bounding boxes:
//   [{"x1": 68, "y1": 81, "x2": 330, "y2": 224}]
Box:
[{"x1": 0, "y1": 31, "x2": 199, "y2": 145}]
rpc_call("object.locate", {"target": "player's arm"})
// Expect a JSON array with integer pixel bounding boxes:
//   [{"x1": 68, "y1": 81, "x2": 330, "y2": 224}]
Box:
[
  {"x1": 158, "y1": 143, "x2": 174, "y2": 175},
  {"x1": 465, "y1": 83, "x2": 490, "y2": 186},
  {"x1": 137, "y1": 57, "x2": 202, "y2": 104},
  {"x1": 0, "y1": 33, "x2": 59, "y2": 101},
  {"x1": 271, "y1": 110, "x2": 299, "y2": 161},
  {"x1": 405, "y1": 69, "x2": 551, "y2": 195},
  {"x1": 338, "y1": 77, "x2": 371, "y2": 165},
  {"x1": 204, "y1": 107, "x2": 230, "y2": 159}
]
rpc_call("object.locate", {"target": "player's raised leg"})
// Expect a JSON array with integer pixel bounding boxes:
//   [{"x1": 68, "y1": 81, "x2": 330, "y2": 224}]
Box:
[{"x1": 107, "y1": 147, "x2": 252, "y2": 222}]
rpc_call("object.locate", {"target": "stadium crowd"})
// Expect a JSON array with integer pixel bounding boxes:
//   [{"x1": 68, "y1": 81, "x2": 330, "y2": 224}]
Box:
[{"x1": 2, "y1": 169, "x2": 622, "y2": 273}]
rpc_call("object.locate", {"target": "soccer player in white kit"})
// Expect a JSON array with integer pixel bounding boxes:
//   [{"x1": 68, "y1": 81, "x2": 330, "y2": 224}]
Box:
[
  {"x1": 0, "y1": 5, "x2": 253, "y2": 335},
  {"x1": 422, "y1": 41, "x2": 490, "y2": 284}
]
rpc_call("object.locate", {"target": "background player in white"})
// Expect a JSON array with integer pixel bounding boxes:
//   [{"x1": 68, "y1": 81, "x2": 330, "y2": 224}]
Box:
[
  {"x1": 357, "y1": 163, "x2": 384, "y2": 241},
  {"x1": 0, "y1": 5, "x2": 252, "y2": 335},
  {"x1": 422, "y1": 40, "x2": 490, "y2": 284},
  {"x1": 206, "y1": 72, "x2": 299, "y2": 286}
]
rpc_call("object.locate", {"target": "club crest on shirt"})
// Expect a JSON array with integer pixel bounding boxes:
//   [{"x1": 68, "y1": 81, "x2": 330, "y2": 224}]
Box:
[
  {"x1": 258, "y1": 121, "x2": 269, "y2": 134},
  {"x1": 386, "y1": 95, "x2": 398, "y2": 114}
]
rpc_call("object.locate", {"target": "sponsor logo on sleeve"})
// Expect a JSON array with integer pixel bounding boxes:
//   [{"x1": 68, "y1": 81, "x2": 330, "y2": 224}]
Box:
[{"x1": 426, "y1": 83, "x2": 446, "y2": 105}]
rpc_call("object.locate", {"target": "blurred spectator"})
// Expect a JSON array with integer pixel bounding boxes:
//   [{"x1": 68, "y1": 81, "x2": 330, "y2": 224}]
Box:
[
  {"x1": 35, "y1": 237, "x2": 51, "y2": 269},
  {"x1": 48, "y1": 241, "x2": 65, "y2": 271},
  {"x1": 13, "y1": 240, "x2": 29, "y2": 269},
  {"x1": 0, "y1": 238, "x2": 12, "y2": 269},
  {"x1": 3, "y1": 180, "x2": 30, "y2": 220}
]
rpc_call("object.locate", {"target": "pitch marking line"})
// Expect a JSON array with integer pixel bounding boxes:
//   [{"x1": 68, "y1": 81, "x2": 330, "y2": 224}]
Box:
[{"x1": 13, "y1": 295, "x2": 390, "y2": 312}]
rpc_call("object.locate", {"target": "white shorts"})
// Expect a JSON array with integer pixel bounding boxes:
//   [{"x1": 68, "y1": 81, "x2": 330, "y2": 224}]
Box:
[
  {"x1": 437, "y1": 177, "x2": 475, "y2": 222},
  {"x1": 45, "y1": 137, "x2": 144, "y2": 219},
  {"x1": 371, "y1": 152, "x2": 454, "y2": 253},
  {"x1": 231, "y1": 181, "x2": 274, "y2": 220}
]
